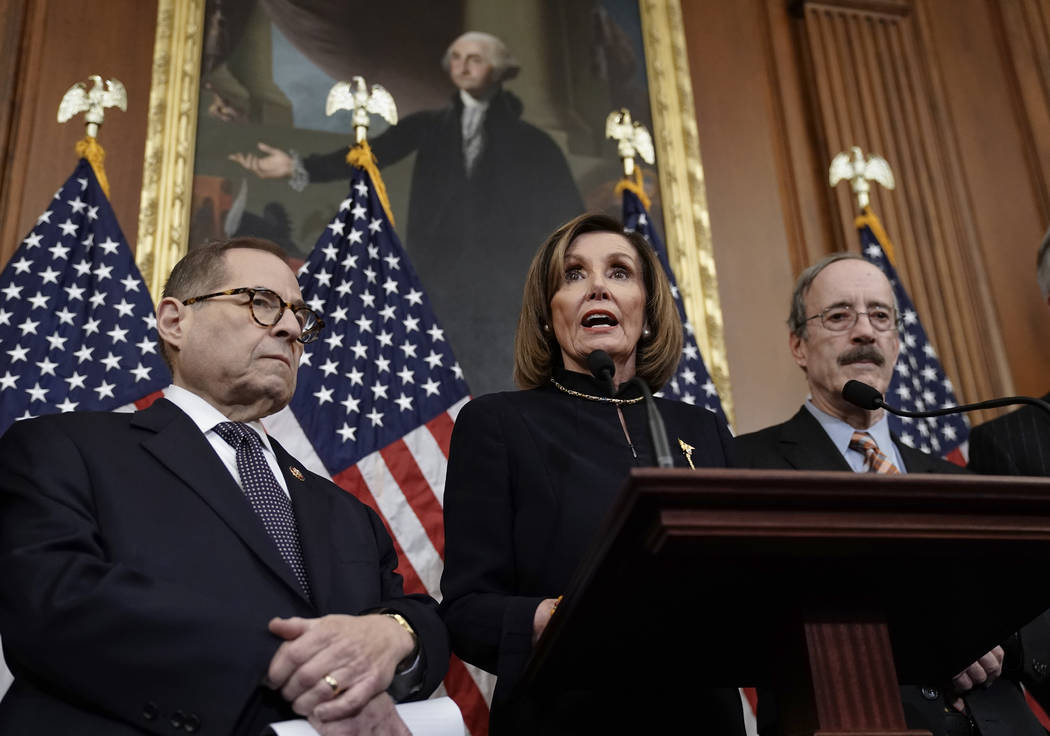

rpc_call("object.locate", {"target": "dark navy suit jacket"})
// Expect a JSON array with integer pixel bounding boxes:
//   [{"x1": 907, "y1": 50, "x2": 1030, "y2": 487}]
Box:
[
  {"x1": 968, "y1": 393, "x2": 1050, "y2": 713},
  {"x1": 0, "y1": 398, "x2": 448, "y2": 735},
  {"x1": 969, "y1": 393, "x2": 1050, "y2": 478}
]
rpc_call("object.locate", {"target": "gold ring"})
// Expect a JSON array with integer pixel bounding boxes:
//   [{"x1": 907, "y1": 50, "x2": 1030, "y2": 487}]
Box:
[{"x1": 323, "y1": 674, "x2": 340, "y2": 693}]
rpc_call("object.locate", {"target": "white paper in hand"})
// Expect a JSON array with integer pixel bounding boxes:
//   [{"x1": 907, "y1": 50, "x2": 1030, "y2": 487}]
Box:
[{"x1": 267, "y1": 696, "x2": 465, "y2": 736}]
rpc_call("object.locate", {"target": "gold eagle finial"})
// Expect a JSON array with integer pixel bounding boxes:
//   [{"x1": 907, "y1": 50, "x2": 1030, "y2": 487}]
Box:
[
  {"x1": 605, "y1": 108, "x2": 654, "y2": 177},
  {"x1": 57, "y1": 75, "x2": 127, "y2": 139},
  {"x1": 326, "y1": 76, "x2": 398, "y2": 144},
  {"x1": 829, "y1": 146, "x2": 895, "y2": 210}
]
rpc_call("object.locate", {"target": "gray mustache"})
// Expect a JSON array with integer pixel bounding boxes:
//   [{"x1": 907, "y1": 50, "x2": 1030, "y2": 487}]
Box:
[{"x1": 838, "y1": 345, "x2": 885, "y2": 367}]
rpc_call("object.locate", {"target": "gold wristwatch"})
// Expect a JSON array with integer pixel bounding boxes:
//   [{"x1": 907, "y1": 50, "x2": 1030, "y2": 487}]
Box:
[{"x1": 383, "y1": 612, "x2": 419, "y2": 674}]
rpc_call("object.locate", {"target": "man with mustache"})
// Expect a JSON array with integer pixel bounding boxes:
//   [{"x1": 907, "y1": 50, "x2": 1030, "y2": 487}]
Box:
[
  {"x1": 733, "y1": 253, "x2": 1046, "y2": 736},
  {"x1": 0, "y1": 238, "x2": 448, "y2": 735}
]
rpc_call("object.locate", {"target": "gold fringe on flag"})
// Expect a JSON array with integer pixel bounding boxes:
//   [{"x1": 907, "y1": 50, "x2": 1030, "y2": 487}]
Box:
[
  {"x1": 75, "y1": 136, "x2": 110, "y2": 199},
  {"x1": 345, "y1": 140, "x2": 396, "y2": 227},
  {"x1": 614, "y1": 168, "x2": 651, "y2": 211},
  {"x1": 855, "y1": 205, "x2": 898, "y2": 267}
]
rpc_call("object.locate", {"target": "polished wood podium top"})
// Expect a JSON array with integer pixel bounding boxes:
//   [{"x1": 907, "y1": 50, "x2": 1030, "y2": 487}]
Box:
[{"x1": 524, "y1": 468, "x2": 1050, "y2": 691}]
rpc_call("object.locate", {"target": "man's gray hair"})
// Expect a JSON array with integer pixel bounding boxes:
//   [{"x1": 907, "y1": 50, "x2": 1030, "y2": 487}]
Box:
[
  {"x1": 441, "y1": 31, "x2": 521, "y2": 83},
  {"x1": 788, "y1": 252, "x2": 898, "y2": 337},
  {"x1": 1038, "y1": 225, "x2": 1050, "y2": 299}
]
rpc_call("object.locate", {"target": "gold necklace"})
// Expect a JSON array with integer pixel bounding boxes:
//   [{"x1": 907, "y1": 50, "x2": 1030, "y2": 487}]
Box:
[{"x1": 549, "y1": 377, "x2": 644, "y2": 405}]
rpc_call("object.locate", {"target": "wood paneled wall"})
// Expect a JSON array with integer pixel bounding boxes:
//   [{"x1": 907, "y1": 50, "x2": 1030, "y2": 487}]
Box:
[
  {"x1": 926, "y1": 0, "x2": 1050, "y2": 398},
  {"x1": 1, "y1": 0, "x2": 1048, "y2": 435},
  {"x1": 803, "y1": 0, "x2": 1014, "y2": 416},
  {"x1": 0, "y1": 0, "x2": 158, "y2": 269},
  {"x1": 683, "y1": 0, "x2": 1050, "y2": 432}
]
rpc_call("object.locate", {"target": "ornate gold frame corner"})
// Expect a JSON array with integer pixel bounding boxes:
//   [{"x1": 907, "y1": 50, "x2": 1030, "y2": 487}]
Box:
[
  {"x1": 137, "y1": 0, "x2": 733, "y2": 424},
  {"x1": 137, "y1": 0, "x2": 205, "y2": 300},
  {"x1": 640, "y1": 1, "x2": 734, "y2": 426}
]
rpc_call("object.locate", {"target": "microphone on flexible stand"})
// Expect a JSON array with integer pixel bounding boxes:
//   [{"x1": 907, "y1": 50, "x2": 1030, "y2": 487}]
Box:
[
  {"x1": 586, "y1": 350, "x2": 617, "y2": 397},
  {"x1": 841, "y1": 379, "x2": 1050, "y2": 418},
  {"x1": 587, "y1": 350, "x2": 674, "y2": 468}
]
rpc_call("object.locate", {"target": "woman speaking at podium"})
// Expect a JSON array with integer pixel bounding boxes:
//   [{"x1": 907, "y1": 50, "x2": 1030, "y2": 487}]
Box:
[{"x1": 440, "y1": 213, "x2": 745, "y2": 734}]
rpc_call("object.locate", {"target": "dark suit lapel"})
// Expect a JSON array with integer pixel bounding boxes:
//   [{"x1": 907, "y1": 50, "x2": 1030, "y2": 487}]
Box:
[
  {"x1": 271, "y1": 438, "x2": 334, "y2": 613},
  {"x1": 777, "y1": 407, "x2": 852, "y2": 471},
  {"x1": 1033, "y1": 394, "x2": 1050, "y2": 470},
  {"x1": 895, "y1": 437, "x2": 956, "y2": 473},
  {"x1": 131, "y1": 399, "x2": 310, "y2": 603}
]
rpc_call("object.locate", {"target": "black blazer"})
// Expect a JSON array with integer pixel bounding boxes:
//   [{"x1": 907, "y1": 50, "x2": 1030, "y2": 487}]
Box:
[
  {"x1": 733, "y1": 407, "x2": 1045, "y2": 736},
  {"x1": 0, "y1": 399, "x2": 448, "y2": 735},
  {"x1": 732, "y1": 406, "x2": 966, "y2": 474},
  {"x1": 440, "y1": 371, "x2": 744, "y2": 734},
  {"x1": 968, "y1": 394, "x2": 1050, "y2": 712},
  {"x1": 969, "y1": 394, "x2": 1050, "y2": 477}
]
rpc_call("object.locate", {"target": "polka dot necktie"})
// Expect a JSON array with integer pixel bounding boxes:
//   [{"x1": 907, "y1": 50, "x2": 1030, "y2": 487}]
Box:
[
  {"x1": 849, "y1": 431, "x2": 901, "y2": 475},
  {"x1": 213, "y1": 421, "x2": 312, "y2": 600}
]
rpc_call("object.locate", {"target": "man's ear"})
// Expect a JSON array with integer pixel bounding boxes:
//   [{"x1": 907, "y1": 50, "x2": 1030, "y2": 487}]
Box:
[
  {"x1": 789, "y1": 330, "x2": 808, "y2": 371},
  {"x1": 156, "y1": 297, "x2": 187, "y2": 352}
]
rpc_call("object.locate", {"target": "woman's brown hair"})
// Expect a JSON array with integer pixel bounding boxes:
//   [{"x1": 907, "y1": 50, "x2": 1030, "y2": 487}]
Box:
[{"x1": 513, "y1": 213, "x2": 683, "y2": 390}]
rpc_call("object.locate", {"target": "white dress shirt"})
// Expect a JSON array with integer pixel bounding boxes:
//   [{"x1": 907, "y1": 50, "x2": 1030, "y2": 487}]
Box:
[
  {"x1": 163, "y1": 384, "x2": 291, "y2": 498},
  {"x1": 804, "y1": 397, "x2": 908, "y2": 473}
]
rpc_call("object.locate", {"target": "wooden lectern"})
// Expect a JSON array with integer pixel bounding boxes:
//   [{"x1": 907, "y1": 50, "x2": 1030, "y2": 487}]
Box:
[{"x1": 515, "y1": 469, "x2": 1050, "y2": 735}]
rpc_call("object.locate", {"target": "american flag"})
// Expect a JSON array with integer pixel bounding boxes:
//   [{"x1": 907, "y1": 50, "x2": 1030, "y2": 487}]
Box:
[
  {"x1": 857, "y1": 206, "x2": 968, "y2": 463},
  {"x1": 0, "y1": 156, "x2": 169, "y2": 702},
  {"x1": 260, "y1": 158, "x2": 493, "y2": 734},
  {"x1": 622, "y1": 187, "x2": 728, "y2": 425},
  {"x1": 0, "y1": 158, "x2": 169, "y2": 434}
]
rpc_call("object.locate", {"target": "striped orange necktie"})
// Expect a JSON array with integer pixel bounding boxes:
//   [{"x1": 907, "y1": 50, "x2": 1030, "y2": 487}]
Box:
[{"x1": 849, "y1": 431, "x2": 901, "y2": 474}]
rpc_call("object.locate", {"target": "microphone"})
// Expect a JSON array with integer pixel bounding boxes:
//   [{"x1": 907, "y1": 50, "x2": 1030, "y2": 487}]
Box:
[
  {"x1": 841, "y1": 380, "x2": 884, "y2": 411},
  {"x1": 626, "y1": 377, "x2": 675, "y2": 468},
  {"x1": 841, "y1": 379, "x2": 1050, "y2": 418},
  {"x1": 586, "y1": 351, "x2": 674, "y2": 469},
  {"x1": 586, "y1": 350, "x2": 616, "y2": 397}
]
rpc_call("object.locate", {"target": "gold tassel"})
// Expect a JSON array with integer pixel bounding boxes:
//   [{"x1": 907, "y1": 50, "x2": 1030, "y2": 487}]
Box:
[
  {"x1": 855, "y1": 205, "x2": 898, "y2": 267},
  {"x1": 614, "y1": 167, "x2": 651, "y2": 211},
  {"x1": 345, "y1": 140, "x2": 396, "y2": 227},
  {"x1": 75, "y1": 136, "x2": 111, "y2": 199}
]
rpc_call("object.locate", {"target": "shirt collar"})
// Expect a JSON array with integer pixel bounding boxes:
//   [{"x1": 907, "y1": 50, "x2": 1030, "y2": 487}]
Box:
[
  {"x1": 459, "y1": 89, "x2": 491, "y2": 111},
  {"x1": 163, "y1": 384, "x2": 275, "y2": 454},
  {"x1": 803, "y1": 397, "x2": 896, "y2": 457}
]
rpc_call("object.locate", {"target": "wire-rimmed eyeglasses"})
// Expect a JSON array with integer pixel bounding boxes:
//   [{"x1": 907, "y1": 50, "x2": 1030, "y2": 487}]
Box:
[
  {"x1": 182, "y1": 287, "x2": 325, "y2": 344},
  {"x1": 805, "y1": 304, "x2": 901, "y2": 333}
]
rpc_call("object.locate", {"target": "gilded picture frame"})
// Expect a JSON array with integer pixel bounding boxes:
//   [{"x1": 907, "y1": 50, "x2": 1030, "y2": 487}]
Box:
[{"x1": 136, "y1": 0, "x2": 734, "y2": 423}]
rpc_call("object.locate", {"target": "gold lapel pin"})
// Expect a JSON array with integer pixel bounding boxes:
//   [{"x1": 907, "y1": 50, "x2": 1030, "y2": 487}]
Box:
[
  {"x1": 677, "y1": 439, "x2": 695, "y2": 469},
  {"x1": 289, "y1": 466, "x2": 305, "y2": 482}
]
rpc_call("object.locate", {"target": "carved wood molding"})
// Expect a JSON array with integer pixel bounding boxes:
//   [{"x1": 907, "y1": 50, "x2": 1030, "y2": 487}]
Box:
[
  {"x1": 792, "y1": 0, "x2": 912, "y2": 17},
  {"x1": 642, "y1": 0, "x2": 735, "y2": 424},
  {"x1": 136, "y1": 0, "x2": 205, "y2": 301},
  {"x1": 990, "y1": 0, "x2": 1050, "y2": 224},
  {"x1": 798, "y1": 0, "x2": 1014, "y2": 405}
]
